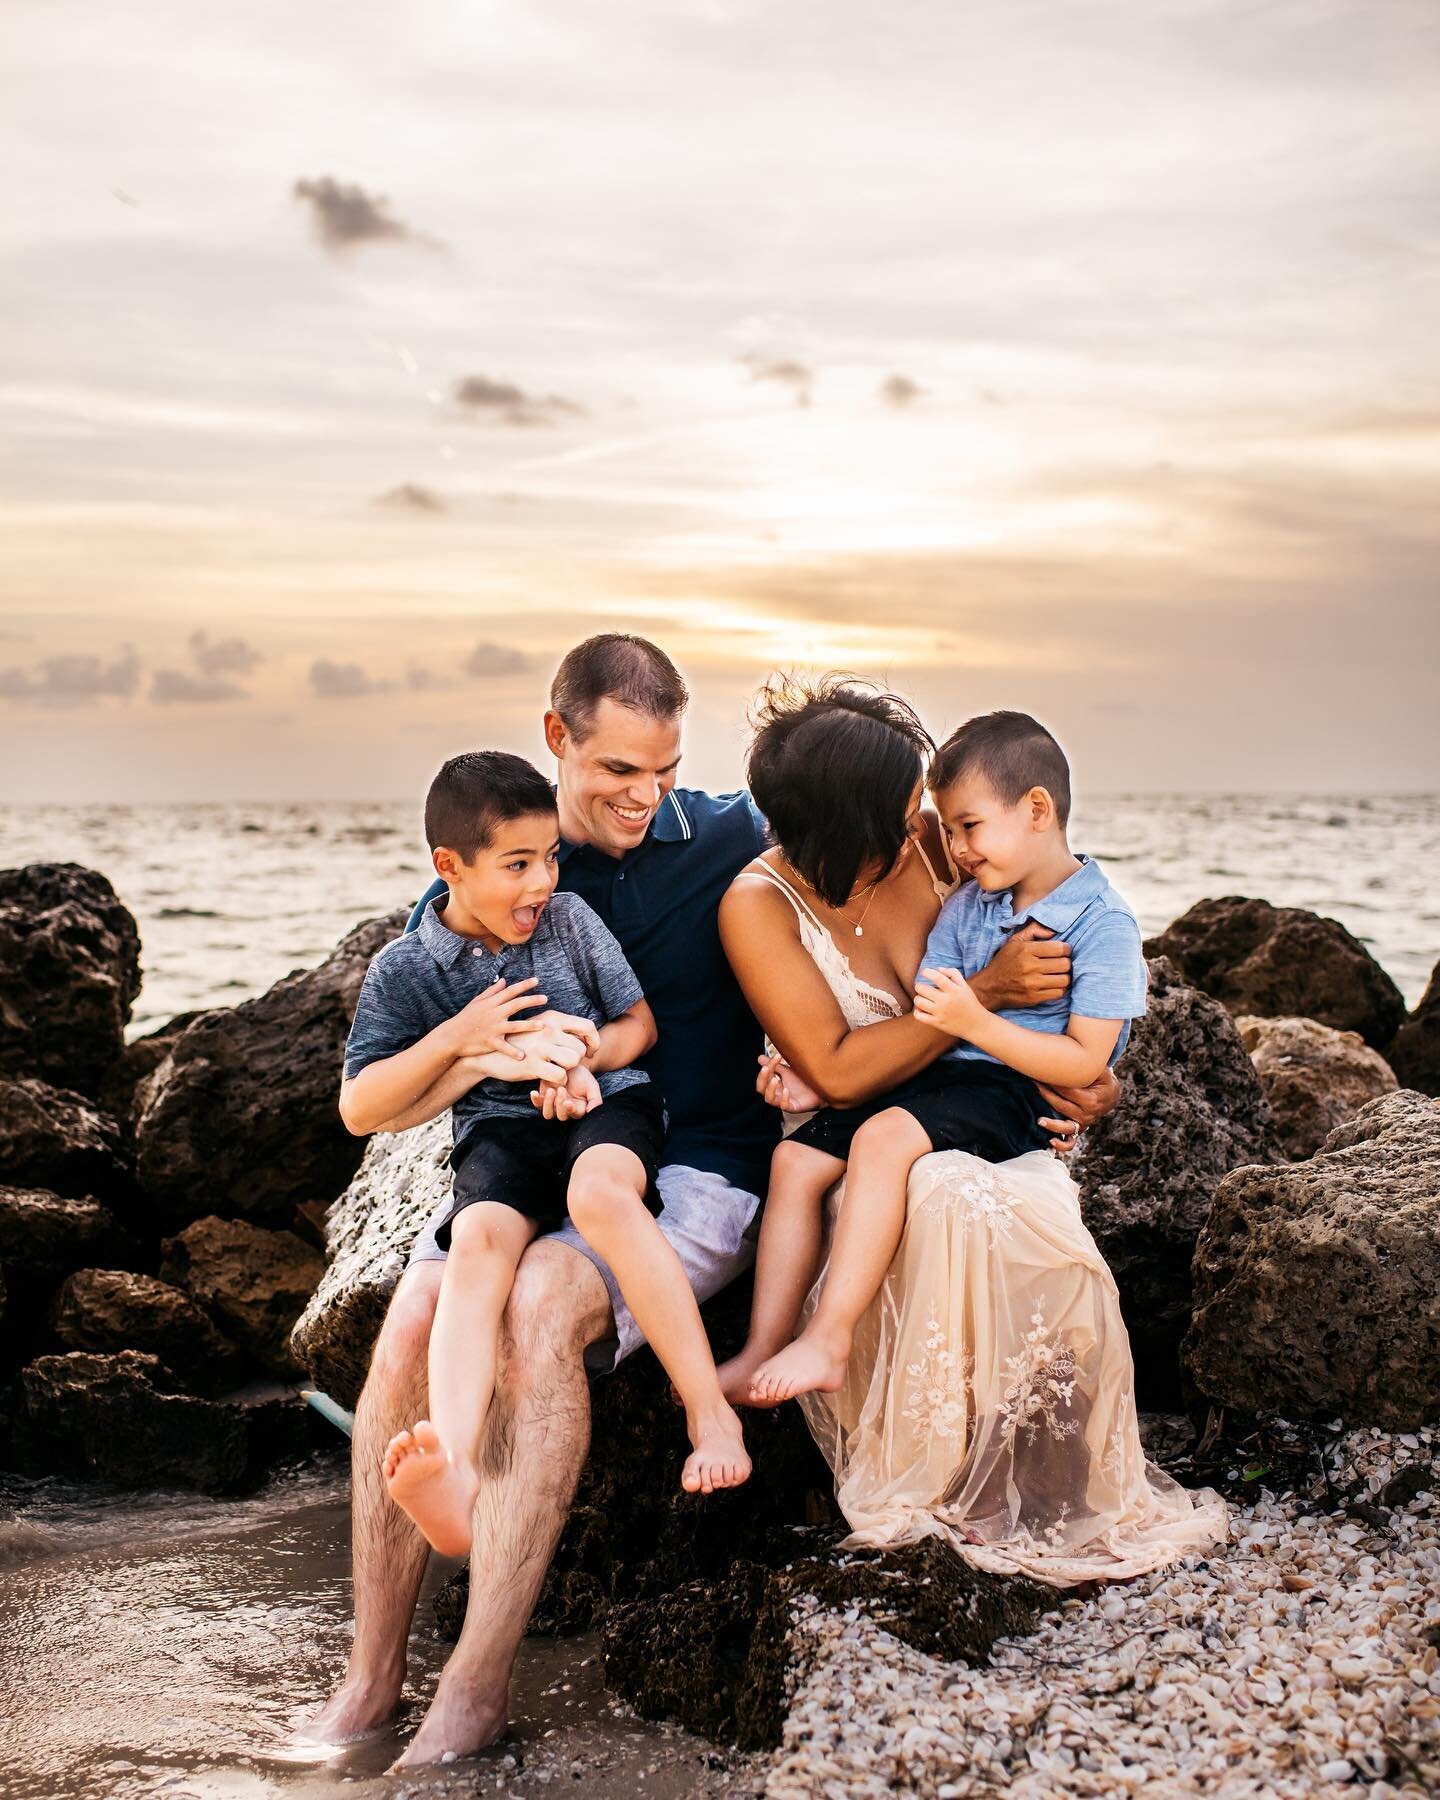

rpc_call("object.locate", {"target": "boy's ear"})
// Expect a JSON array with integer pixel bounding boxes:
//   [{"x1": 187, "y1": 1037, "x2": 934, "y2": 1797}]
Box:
[
  {"x1": 1028, "y1": 786, "x2": 1054, "y2": 830},
  {"x1": 432, "y1": 844, "x2": 463, "y2": 882}
]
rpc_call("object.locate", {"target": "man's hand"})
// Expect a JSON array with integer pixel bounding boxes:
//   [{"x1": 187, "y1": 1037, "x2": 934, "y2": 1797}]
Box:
[
  {"x1": 913, "y1": 966, "x2": 987, "y2": 1039},
  {"x1": 755, "y1": 1051, "x2": 823, "y2": 1114},
  {"x1": 967, "y1": 922, "x2": 1071, "y2": 1013},
  {"x1": 531, "y1": 1062, "x2": 603, "y2": 1121},
  {"x1": 446, "y1": 976, "x2": 549, "y2": 1060},
  {"x1": 530, "y1": 1010, "x2": 600, "y2": 1065},
  {"x1": 1036, "y1": 1066, "x2": 1124, "y2": 1156}
]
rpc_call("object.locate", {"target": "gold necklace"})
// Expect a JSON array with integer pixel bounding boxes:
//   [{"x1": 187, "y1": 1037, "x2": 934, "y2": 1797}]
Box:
[{"x1": 787, "y1": 860, "x2": 882, "y2": 937}]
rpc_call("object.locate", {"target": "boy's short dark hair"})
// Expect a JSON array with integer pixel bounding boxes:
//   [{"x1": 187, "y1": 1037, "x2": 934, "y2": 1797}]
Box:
[
  {"x1": 930, "y1": 711, "x2": 1072, "y2": 827},
  {"x1": 746, "y1": 674, "x2": 935, "y2": 908},
  {"x1": 425, "y1": 751, "x2": 557, "y2": 863},
  {"x1": 550, "y1": 634, "x2": 688, "y2": 742}
]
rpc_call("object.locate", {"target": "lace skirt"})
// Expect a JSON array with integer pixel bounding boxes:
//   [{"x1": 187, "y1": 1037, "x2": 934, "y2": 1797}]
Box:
[{"x1": 797, "y1": 1147, "x2": 1228, "y2": 1588}]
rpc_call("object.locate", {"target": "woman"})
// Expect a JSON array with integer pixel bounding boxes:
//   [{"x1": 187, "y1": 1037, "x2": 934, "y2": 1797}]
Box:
[{"x1": 719, "y1": 675, "x2": 1226, "y2": 1586}]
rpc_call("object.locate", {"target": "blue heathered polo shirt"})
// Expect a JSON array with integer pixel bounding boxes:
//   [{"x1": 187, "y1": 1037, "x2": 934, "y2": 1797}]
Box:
[{"x1": 406, "y1": 787, "x2": 780, "y2": 1195}]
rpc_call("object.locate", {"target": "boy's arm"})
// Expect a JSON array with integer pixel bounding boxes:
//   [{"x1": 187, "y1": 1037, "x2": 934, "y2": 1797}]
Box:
[
  {"x1": 532, "y1": 999, "x2": 657, "y2": 1120},
  {"x1": 914, "y1": 967, "x2": 1123, "y2": 1087}
]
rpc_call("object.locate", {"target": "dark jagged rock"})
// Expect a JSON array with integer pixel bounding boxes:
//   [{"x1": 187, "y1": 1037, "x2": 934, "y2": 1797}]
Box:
[
  {"x1": 0, "y1": 863, "x2": 142, "y2": 1097},
  {"x1": 0, "y1": 1185, "x2": 142, "y2": 1366},
  {"x1": 0, "y1": 1076, "x2": 129, "y2": 1200},
  {"x1": 50, "y1": 1268, "x2": 246, "y2": 1394},
  {"x1": 1072, "y1": 958, "x2": 1277, "y2": 1407},
  {"x1": 133, "y1": 909, "x2": 408, "y2": 1229},
  {"x1": 1145, "y1": 896, "x2": 1406, "y2": 1050},
  {"x1": 1388, "y1": 960, "x2": 1440, "y2": 1098},
  {"x1": 96, "y1": 1011, "x2": 206, "y2": 1131},
  {"x1": 1184, "y1": 1090, "x2": 1440, "y2": 1429},
  {"x1": 1237, "y1": 1014, "x2": 1397, "y2": 1160},
  {"x1": 160, "y1": 1216, "x2": 324, "y2": 1379},
  {"x1": 600, "y1": 1535, "x2": 1058, "y2": 1751}
]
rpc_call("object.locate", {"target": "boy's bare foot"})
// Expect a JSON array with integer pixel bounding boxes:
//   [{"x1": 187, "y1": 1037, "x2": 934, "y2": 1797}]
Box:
[
  {"x1": 680, "y1": 1402, "x2": 751, "y2": 1494},
  {"x1": 390, "y1": 1674, "x2": 509, "y2": 1769},
  {"x1": 382, "y1": 1421, "x2": 479, "y2": 1558},
  {"x1": 292, "y1": 1661, "x2": 405, "y2": 1745},
  {"x1": 748, "y1": 1325, "x2": 849, "y2": 1403},
  {"x1": 714, "y1": 1344, "x2": 779, "y2": 1407}
]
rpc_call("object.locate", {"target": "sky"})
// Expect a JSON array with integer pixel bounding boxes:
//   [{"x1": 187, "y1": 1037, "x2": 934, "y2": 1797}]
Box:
[{"x1": 2, "y1": 0, "x2": 1438, "y2": 802}]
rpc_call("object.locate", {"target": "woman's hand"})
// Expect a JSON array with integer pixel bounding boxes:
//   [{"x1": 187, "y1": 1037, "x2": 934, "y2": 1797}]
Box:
[
  {"x1": 912, "y1": 966, "x2": 985, "y2": 1039},
  {"x1": 445, "y1": 976, "x2": 549, "y2": 1060},
  {"x1": 755, "y1": 1051, "x2": 824, "y2": 1113},
  {"x1": 1036, "y1": 1066, "x2": 1124, "y2": 1156}
]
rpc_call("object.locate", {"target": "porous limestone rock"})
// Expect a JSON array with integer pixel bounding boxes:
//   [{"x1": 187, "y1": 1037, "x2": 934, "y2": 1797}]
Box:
[
  {"x1": 160, "y1": 1216, "x2": 324, "y2": 1379},
  {"x1": 0, "y1": 1185, "x2": 142, "y2": 1365},
  {"x1": 133, "y1": 909, "x2": 409, "y2": 1229},
  {"x1": 0, "y1": 1077, "x2": 129, "y2": 1200},
  {"x1": 1072, "y1": 958, "x2": 1277, "y2": 1405},
  {"x1": 1145, "y1": 895, "x2": 1406, "y2": 1049},
  {"x1": 1237, "y1": 1014, "x2": 1398, "y2": 1160},
  {"x1": 50, "y1": 1268, "x2": 245, "y2": 1394},
  {"x1": 1183, "y1": 1089, "x2": 1440, "y2": 1428},
  {"x1": 1387, "y1": 959, "x2": 1440, "y2": 1098}
]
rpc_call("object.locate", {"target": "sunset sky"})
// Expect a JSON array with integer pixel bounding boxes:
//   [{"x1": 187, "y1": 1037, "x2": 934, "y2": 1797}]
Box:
[{"x1": 3, "y1": 0, "x2": 1438, "y2": 802}]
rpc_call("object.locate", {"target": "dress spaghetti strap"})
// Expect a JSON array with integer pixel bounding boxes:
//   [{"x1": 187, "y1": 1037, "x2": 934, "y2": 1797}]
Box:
[{"x1": 912, "y1": 830, "x2": 957, "y2": 900}]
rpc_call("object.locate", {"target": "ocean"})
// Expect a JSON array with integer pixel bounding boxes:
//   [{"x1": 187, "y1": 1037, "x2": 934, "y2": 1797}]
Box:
[{"x1": 0, "y1": 793, "x2": 1435, "y2": 1035}]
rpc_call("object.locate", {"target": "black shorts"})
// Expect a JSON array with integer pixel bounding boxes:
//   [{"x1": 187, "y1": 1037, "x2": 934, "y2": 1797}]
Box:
[
  {"x1": 786, "y1": 1060, "x2": 1051, "y2": 1164},
  {"x1": 436, "y1": 1084, "x2": 667, "y2": 1247}
]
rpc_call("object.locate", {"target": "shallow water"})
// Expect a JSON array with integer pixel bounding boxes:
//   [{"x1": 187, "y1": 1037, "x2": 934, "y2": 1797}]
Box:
[{"x1": 0, "y1": 1461, "x2": 755, "y2": 1800}]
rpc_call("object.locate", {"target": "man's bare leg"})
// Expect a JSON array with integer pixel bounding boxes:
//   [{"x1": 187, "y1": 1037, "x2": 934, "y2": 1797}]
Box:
[
  {"x1": 394, "y1": 1239, "x2": 612, "y2": 1768},
  {"x1": 295, "y1": 1261, "x2": 443, "y2": 1745}
]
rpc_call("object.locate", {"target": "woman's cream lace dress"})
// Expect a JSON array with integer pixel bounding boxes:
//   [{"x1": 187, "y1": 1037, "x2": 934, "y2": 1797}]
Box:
[{"x1": 746, "y1": 861, "x2": 1227, "y2": 1588}]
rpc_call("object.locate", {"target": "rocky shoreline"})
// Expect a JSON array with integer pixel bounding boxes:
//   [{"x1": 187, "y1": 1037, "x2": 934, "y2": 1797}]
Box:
[{"x1": 2, "y1": 861, "x2": 1438, "y2": 1792}]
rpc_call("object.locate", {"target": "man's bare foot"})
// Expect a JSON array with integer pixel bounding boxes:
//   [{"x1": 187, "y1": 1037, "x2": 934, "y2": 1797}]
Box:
[
  {"x1": 748, "y1": 1324, "x2": 849, "y2": 1403},
  {"x1": 292, "y1": 1662, "x2": 405, "y2": 1746},
  {"x1": 714, "y1": 1344, "x2": 780, "y2": 1407},
  {"x1": 382, "y1": 1421, "x2": 478, "y2": 1558},
  {"x1": 391, "y1": 1674, "x2": 509, "y2": 1769},
  {"x1": 680, "y1": 1402, "x2": 751, "y2": 1495}
]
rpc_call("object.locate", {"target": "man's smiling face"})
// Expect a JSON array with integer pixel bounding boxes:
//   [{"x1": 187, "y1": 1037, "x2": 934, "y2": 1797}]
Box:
[{"x1": 545, "y1": 696, "x2": 683, "y2": 858}]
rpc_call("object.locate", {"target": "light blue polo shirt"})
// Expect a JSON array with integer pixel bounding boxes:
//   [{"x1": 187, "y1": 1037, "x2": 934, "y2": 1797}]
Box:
[{"x1": 921, "y1": 854, "x2": 1146, "y2": 1068}]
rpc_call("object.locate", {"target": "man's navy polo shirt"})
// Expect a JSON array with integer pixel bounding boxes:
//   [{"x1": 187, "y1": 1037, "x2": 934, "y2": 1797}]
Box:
[{"x1": 406, "y1": 787, "x2": 780, "y2": 1195}]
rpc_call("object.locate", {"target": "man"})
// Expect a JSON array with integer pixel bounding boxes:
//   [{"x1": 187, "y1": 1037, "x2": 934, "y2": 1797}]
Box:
[{"x1": 300, "y1": 634, "x2": 1115, "y2": 1766}]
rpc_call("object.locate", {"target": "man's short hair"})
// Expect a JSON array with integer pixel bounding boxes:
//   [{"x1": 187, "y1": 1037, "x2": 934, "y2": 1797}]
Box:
[
  {"x1": 929, "y1": 711, "x2": 1072, "y2": 827},
  {"x1": 549, "y1": 634, "x2": 689, "y2": 741},
  {"x1": 425, "y1": 751, "x2": 557, "y2": 863}
]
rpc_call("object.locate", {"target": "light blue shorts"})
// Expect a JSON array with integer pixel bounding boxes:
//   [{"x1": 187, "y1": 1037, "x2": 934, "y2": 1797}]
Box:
[{"x1": 406, "y1": 1162, "x2": 763, "y2": 1374}]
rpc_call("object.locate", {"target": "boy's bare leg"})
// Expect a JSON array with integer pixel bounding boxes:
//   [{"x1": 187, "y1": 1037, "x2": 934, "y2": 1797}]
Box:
[
  {"x1": 715, "y1": 1138, "x2": 844, "y2": 1407},
  {"x1": 394, "y1": 1240, "x2": 612, "y2": 1768},
  {"x1": 383, "y1": 1203, "x2": 536, "y2": 1558},
  {"x1": 566, "y1": 1144, "x2": 749, "y2": 1495},
  {"x1": 751, "y1": 1107, "x2": 931, "y2": 1403},
  {"x1": 295, "y1": 1261, "x2": 443, "y2": 1744}
]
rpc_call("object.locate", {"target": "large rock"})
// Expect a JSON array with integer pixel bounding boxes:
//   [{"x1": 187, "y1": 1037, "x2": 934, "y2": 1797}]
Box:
[
  {"x1": 0, "y1": 1185, "x2": 141, "y2": 1364},
  {"x1": 1145, "y1": 896, "x2": 1406, "y2": 1050},
  {"x1": 133, "y1": 909, "x2": 408, "y2": 1229},
  {"x1": 1183, "y1": 1090, "x2": 1440, "y2": 1429},
  {"x1": 0, "y1": 1076, "x2": 129, "y2": 1200},
  {"x1": 0, "y1": 863, "x2": 142, "y2": 1097},
  {"x1": 160, "y1": 1217, "x2": 324, "y2": 1380},
  {"x1": 1237, "y1": 1014, "x2": 1398, "y2": 1160},
  {"x1": 50, "y1": 1268, "x2": 245, "y2": 1394},
  {"x1": 1388, "y1": 960, "x2": 1440, "y2": 1098},
  {"x1": 1072, "y1": 958, "x2": 1277, "y2": 1406},
  {"x1": 291, "y1": 1114, "x2": 452, "y2": 1407}
]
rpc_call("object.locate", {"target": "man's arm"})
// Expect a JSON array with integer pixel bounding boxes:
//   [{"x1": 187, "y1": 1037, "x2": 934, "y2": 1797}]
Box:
[
  {"x1": 532, "y1": 999, "x2": 658, "y2": 1120},
  {"x1": 369, "y1": 1025, "x2": 595, "y2": 1133}
]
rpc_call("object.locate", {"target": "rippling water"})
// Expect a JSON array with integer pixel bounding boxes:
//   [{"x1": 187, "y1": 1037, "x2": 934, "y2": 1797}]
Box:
[{"x1": 0, "y1": 794, "x2": 1436, "y2": 1028}]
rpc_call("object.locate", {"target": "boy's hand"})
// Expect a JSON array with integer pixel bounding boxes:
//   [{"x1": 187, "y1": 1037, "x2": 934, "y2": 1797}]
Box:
[
  {"x1": 447, "y1": 977, "x2": 549, "y2": 1060},
  {"x1": 755, "y1": 1051, "x2": 823, "y2": 1114},
  {"x1": 530, "y1": 1010, "x2": 601, "y2": 1066},
  {"x1": 913, "y1": 966, "x2": 985, "y2": 1038},
  {"x1": 531, "y1": 1062, "x2": 603, "y2": 1121},
  {"x1": 969, "y1": 923, "x2": 1071, "y2": 1011}
]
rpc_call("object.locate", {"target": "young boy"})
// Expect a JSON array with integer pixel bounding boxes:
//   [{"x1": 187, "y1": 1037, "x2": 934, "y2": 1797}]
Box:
[
  {"x1": 730, "y1": 710, "x2": 1146, "y2": 1406},
  {"x1": 341, "y1": 751, "x2": 749, "y2": 1557}
]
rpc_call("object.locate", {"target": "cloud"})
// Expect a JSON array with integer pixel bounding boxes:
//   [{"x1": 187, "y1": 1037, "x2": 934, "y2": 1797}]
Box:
[
  {"x1": 452, "y1": 376, "x2": 585, "y2": 428},
  {"x1": 292, "y1": 176, "x2": 445, "y2": 254},
  {"x1": 375, "y1": 482, "x2": 447, "y2": 513},
  {"x1": 150, "y1": 668, "x2": 246, "y2": 705},
  {"x1": 879, "y1": 373, "x2": 926, "y2": 409},
  {"x1": 463, "y1": 641, "x2": 536, "y2": 679},
  {"x1": 405, "y1": 663, "x2": 452, "y2": 691},
  {"x1": 189, "y1": 629, "x2": 264, "y2": 677},
  {"x1": 0, "y1": 646, "x2": 140, "y2": 707},
  {"x1": 741, "y1": 356, "x2": 814, "y2": 408},
  {"x1": 309, "y1": 658, "x2": 395, "y2": 699}
]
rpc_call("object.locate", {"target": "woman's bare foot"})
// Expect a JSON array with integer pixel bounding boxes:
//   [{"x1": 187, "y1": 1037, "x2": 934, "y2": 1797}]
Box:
[
  {"x1": 382, "y1": 1421, "x2": 479, "y2": 1558},
  {"x1": 391, "y1": 1675, "x2": 509, "y2": 1769},
  {"x1": 680, "y1": 1402, "x2": 751, "y2": 1494},
  {"x1": 292, "y1": 1662, "x2": 405, "y2": 1746},
  {"x1": 714, "y1": 1344, "x2": 779, "y2": 1407},
  {"x1": 748, "y1": 1324, "x2": 850, "y2": 1403}
]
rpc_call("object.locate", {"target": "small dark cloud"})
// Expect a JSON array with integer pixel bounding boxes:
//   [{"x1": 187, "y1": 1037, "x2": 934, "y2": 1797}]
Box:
[
  {"x1": 309, "y1": 659, "x2": 395, "y2": 699},
  {"x1": 292, "y1": 176, "x2": 445, "y2": 255},
  {"x1": 112, "y1": 187, "x2": 139, "y2": 208},
  {"x1": 879, "y1": 373, "x2": 926, "y2": 409},
  {"x1": 189, "y1": 630, "x2": 264, "y2": 678},
  {"x1": 150, "y1": 668, "x2": 246, "y2": 705},
  {"x1": 0, "y1": 646, "x2": 140, "y2": 707},
  {"x1": 463, "y1": 641, "x2": 535, "y2": 679},
  {"x1": 375, "y1": 482, "x2": 447, "y2": 514},
  {"x1": 452, "y1": 376, "x2": 584, "y2": 428},
  {"x1": 406, "y1": 663, "x2": 453, "y2": 691},
  {"x1": 741, "y1": 356, "x2": 814, "y2": 408}
]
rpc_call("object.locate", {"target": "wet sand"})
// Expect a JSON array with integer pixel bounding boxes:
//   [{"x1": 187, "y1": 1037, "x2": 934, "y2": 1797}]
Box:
[{"x1": 0, "y1": 1460, "x2": 761, "y2": 1800}]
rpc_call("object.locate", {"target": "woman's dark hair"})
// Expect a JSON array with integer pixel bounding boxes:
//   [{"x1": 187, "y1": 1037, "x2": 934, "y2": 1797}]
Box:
[
  {"x1": 746, "y1": 674, "x2": 935, "y2": 907},
  {"x1": 425, "y1": 750, "x2": 557, "y2": 862},
  {"x1": 549, "y1": 633, "x2": 689, "y2": 741}
]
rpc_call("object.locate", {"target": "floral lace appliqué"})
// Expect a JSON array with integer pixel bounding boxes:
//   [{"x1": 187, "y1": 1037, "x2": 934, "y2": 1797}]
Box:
[
  {"x1": 999, "y1": 1305, "x2": 1081, "y2": 1447},
  {"x1": 901, "y1": 1315, "x2": 976, "y2": 1442},
  {"x1": 914, "y1": 1158, "x2": 1020, "y2": 1241}
]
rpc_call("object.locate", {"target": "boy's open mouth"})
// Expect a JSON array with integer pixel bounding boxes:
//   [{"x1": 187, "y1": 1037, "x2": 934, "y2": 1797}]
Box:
[{"x1": 512, "y1": 903, "x2": 544, "y2": 933}]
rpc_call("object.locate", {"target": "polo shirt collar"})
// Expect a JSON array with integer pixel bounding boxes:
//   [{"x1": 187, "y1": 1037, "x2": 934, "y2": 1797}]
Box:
[
  {"x1": 982, "y1": 854, "x2": 1107, "y2": 935},
  {"x1": 416, "y1": 894, "x2": 475, "y2": 970},
  {"x1": 556, "y1": 789, "x2": 692, "y2": 863}
]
